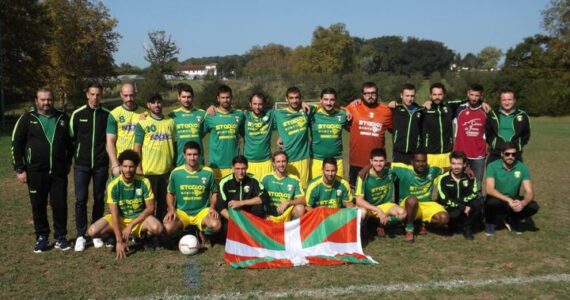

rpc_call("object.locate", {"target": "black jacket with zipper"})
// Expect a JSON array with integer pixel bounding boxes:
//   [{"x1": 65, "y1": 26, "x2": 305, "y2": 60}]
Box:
[
  {"x1": 421, "y1": 101, "x2": 459, "y2": 154},
  {"x1": 11, "y1": 109, "x2": 73, "y2": 175},
  {"x1": 392, "y1": 103, "x2": 424, "y2": 154},
  {"x1": 437, "y1": 171, "x2": 478, "y2": 210},
  {"x1": 485, "y1": 107, "x2": 530, "y2": 153},
  {"x1": 70, "y1": 104, "x2": 110, "y2": 169}
]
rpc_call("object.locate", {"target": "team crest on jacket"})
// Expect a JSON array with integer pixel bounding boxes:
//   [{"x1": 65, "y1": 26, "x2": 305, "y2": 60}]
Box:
[
  {"x1": 287, "y1": 184, "x2": 293, "y2": 191},
  {"x1": 517, "y1": 115, "x2": 523, "y2": 122},
  {"x1": 136, "y1": 188, "x2": 142, "y2": 196},
  {"x1": 443, "y1": 107, "x2": 448, "y2": 113},
  {"x1": 244, "y1": 185, "x2": 250, "y2": 193},
  {"x1": 337, "y1": 115, "x2": 342, "y2": 122},
  {"x1": 514, "y1": 171, "x2": 521, "y2": 178},
  {"x1": 60, "y1": 120, "x2": 65, "y2": 127},
  {"x1": 336, "y1": 189, "x2": 342, "y2": 196},
  {"x1": 235, "y1": 116, "x2": 240, "y2": 123},
  {"x1": 369, "y1": 112, "x2": 375, "y2": 118},
  {"x1": 262, "y1": 115, "x2": 269, "y2": 122},
  {"x1": 201, "y1": 177, "x2": 207, "y2": 184},
  {"x1": 196, "y1": 116, "x2": 202, "y2": 122},
  {"x1": 463, "y1": 180, "x2": 468, "y2": 187}
]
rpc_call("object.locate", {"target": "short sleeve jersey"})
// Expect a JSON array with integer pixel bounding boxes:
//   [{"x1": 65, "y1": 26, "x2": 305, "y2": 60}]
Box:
[
  {"x1": 261, "y1": 173, "x2": 304, "y2": 217},
  {"x1": 486, "y1": 160, "x2": 530, "y2": 198},
  {"x1": 273, "y1": 108, "x2": 310, "y2": 162},
  {"x1": 106, "y1": 175, "x2": 154, "y2": 219},
  {"x1": 169, "y1": 107, "x2": 206, "y2": 166},
  {"x1": 345, "y1": 102, "x2": 393, "y2": 167},
  {"x1": 392, "y1": 162, "x2": 442, "y2": 203},
  {"x1": 244, "y1": 110, "x2": 274, "y2": 162},
  {"x1": 203, "y1": 109, "x2": 245, "y2": 169},
  {"x1": 310, "y1": 107, "x2": 348, "y2": 159},
  {"x1": 305, "y1": 176, "x2": 352, "y2": 208},
  {"x1": 168, "y1": 165, "x2": 217, "y2": 215},
  {"x1": 134, "y1": 115, "x2": 175, "y2": 175},
  {"x1": 355, "y1": 168, "x2": 394, "y2": 206},
  {"x1": 106, "y1": 105, "x2": 147, "y2": 156}
]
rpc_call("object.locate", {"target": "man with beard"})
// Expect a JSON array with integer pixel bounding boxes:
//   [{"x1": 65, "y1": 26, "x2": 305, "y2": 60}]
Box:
[
  {"x1": 12, "y1": 87, "x2": 74, "y2": 252},
  {"x1": 436, "y1": 151, "x2": 481, "y2": 240},
  {"x1": 107, "y1": 83, "x2": 147, "y2": 177},
  {"x1": 305, "y1": 158, "x2": 353, "y2": 210},
  {"x1": 484, "y1": 143, "x2": 539, "y2": 236},
  {"x1": 243, "y1": 93, "x2": 275, "y2": 180},
  {"x1": 345, "y1": 82, "x2": 392, "y2": 188},
  {"x1": 204, "y1": 85, "x2": 245, "y2": 180},
  {"x1": 261, "y1": 151, "x2": 306, "y2": 222}
]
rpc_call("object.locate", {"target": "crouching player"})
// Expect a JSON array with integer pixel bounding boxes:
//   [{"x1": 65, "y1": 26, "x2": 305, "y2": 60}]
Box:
[
  {"x1": 355, "y1": 148, "x2": 406, "y2": 237},
  {"x1": 436, "y1": 151, "x2": 481, "y2": 240},
  {"x1": 305, "y1": 157, "x2": 353, "y2": 210},
  {"x1": 87, "y1": 150, "x2": 163, "y2": 258},
  {"x1": 261, "y1": 151, "x2": 306, "y2": 222},
  {"x1": 163, "y1": 142, "x2": 221, "y2": 247}
]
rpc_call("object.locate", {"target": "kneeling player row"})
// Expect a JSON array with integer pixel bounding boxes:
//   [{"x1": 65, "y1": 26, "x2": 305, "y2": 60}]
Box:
[{"x1": 87, "y1": 141, "x2": 539, "y2": 258}]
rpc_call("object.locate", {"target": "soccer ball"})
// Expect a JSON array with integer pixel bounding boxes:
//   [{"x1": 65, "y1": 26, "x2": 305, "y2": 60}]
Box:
[{"x1": 178, "y1": 235, "x2": 200, "y2": 255}]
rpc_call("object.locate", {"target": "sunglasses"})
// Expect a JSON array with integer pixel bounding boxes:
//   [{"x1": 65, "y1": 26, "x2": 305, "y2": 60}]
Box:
[{"x1": 503, "y1": 152, "x2": 517, "y2": 157}]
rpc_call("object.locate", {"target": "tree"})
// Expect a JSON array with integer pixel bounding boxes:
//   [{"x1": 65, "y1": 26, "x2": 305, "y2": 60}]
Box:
[
  {"x1": 299, "y1": 23, "x2": 355, "y2": 75},
  {"x1": 0, "y1": 0, "x2": 49, "y2": 103},
  {"x1": 542, "y1": 0, "x2": 570, "y2": 41},
  {"x1": 139, "y1": 30, "x2": 180, "y2": 102},
  {"x1": 461, "y1": 53, "x2": 479, "y2": 69},
  {"x1": 42, "y1": 0, "x2": 120, "y2": 106},
  {"x1": 357, "y1": 36, "x2": 405, "y2": 74},
  {"x1": 400, "y1": 37, "x2": 455, "y2": 76},
  {"x1": 114, "y1": 63, "x2": 143, "y2": 75},
  {"x1": 477, "y1": 46, "x2": 503, "y2": 70},
  {"x1": 243, "y1": 44, "x2": 292, "y2": 78}
]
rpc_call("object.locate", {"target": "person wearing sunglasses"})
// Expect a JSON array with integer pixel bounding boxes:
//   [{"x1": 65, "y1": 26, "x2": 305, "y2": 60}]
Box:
[{"x1": 484, "y1": 143, "x2": 539, "y2": 236}]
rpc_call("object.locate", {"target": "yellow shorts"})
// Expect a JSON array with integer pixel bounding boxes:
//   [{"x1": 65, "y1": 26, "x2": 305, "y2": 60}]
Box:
[
  {"x1": 287, "y1": 158, "x2": 310, "y2": 188},
  {"x1": 427, "y1": 152, "x2": 451, "y2": 169},
  {"x1": 212, "y1": 168, "x2": 233, "y2": 181},
  {"x1": 400, "y1": 198, "x2": 447, "y2": 223},
  {"x1": 176, "y1": 208, "x2": 209, "y2": 231},
  {"x1": 104, "y1": 214, "x2": 144, "y2": 238},
  {"x1": 267, "y1": 206, "x2": 294, "y2": 222},
  {"x1": 311, "y1": 158, "x2": 344, "y2": 180},
  {"x1": 248, "y1": 160, "x2": 273, "y2": 180},
  {"x1": 367, "y1": 203, "x2": 396, "y2": 217}
]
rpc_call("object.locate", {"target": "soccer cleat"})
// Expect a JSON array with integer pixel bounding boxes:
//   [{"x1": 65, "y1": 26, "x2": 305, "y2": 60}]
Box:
[
  {"x1": 404, "y1": 231, "x2": 414, "y2": 243},
  {"x1": 504, "y1": 219, "x2": 522, "y2": 235},
  {"x1": 484, "y1": 224, "x2": 496, "y2": 236},
  {"x1": 54, "y1": 237, "x2": 71, "y2": 251},
  {"x1": 34, "y1": 236, "x2": 49, "y2": 253},
  {"x1": 463, "y1": 228, "x2": 474, "y2": 240},
  {"x1": 92, "y1": 238, "x2": 104, "y2": 248},
  {"x1": 105, "y1": 237, "x2": 116, "y2": 248},
  {"x1": 376, "y1": 226, "x2": 386, "y2": 238},
  {"x1": 419, "y1": 225, "x2": 428, "y2": 235},
  {"x1": 74, "y1": 236, "x2": 86, "y2": 252}
]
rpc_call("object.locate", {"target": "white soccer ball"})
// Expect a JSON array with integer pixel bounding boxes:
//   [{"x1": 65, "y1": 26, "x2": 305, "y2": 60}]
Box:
[{"x1": 178, "y1": 234, "x2": 200, "y2": 255}]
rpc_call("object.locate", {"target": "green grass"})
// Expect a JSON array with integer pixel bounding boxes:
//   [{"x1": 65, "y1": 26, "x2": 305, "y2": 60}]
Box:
[{"x1": 1, "y1": 117, "x2": 569, "y2": 299}]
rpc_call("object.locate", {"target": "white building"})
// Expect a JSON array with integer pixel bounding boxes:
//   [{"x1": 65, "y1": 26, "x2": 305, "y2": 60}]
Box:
[{"x1": 176, "y1": 63, "x2": 217, "y2": 79}]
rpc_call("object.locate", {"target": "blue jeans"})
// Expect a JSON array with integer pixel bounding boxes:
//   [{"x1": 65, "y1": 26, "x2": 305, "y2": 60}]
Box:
[
  {"x1": 467, "y1": 158, "x2": 485, "y2": 199},
  {"x1": 74, "y1": 165, "x2": 108, "y2": 237}
]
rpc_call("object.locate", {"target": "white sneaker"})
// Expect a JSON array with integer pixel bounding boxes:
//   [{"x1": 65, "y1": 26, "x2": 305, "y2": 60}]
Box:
[
  {"x1": 74, "y1": 236, "x2": 86, "y2": 252},
  {"x1": 92, "y1": 238, "x2": 104, "y2": 248}
]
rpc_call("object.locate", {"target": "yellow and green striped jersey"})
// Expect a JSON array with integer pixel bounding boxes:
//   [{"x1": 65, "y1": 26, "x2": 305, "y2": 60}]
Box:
[
  {"x1": 355, "y1": 168, "x2": 394, "y2": 206},
  {"x1": 309, "y1": 107, "x2": 348, "y2": 159},
  {"x1": 169, "y1": 107, "x2": 206, "y2": 166},
  {"x1": 203, "y1": 109, "x2": 245, "y2": 169},
  {"x1": 168, "y1": 165, "x2": 217, "y2": 215},
  {"x1": 244, "y1": 110, "x2": 274, "y2": 162},
  {"x1": 305, "y1": 176, "x2": 352, "y2": 208},
  {"x1": 134, "y1": 115, "x2": 175, "y2": 175},
  {"x1": 106, "y1": 175, "x2": 154, "y2": 219},
  {"x1": 261, "y1": 172, "x2": 304, "y2": 217},
  {"x1": 273, "y1": 108, "x2": 310, "y2": 162},
  {"x1": 106, "y1": 105, "x2": 147, "y2": 156}
]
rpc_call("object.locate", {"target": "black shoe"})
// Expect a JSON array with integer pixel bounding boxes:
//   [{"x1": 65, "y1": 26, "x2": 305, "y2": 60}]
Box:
[
  {"x1": 463, "y1": 228, "x2": 474, "y2": 240},
  {"x1": 34, "y1": 236, "x2": 49, "y2": 253},
  {"x1": 522, "y1": 217, "x2": 539, "y2": 232},
  {"x1": 54, "y1": 237, "x2": 71, "y2": 251},
  {"x1": 504, "y1": 218, "x2": 522, "y2": 235},
  {"x1": 105, "y1": 236, "x2": 116, "y2": 248}
]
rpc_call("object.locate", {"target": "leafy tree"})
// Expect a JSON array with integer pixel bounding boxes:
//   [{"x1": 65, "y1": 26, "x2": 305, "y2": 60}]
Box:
[
  {"x1": 42, "y1": 0, "x2": 120, "y2": 106},
  {"x1": 461, "y1": 53, "x2": 479, "y2": 69},
  {"x1": 400, "y1": 37, "x2": 455, "y2": 76},
  {"x1": 114, "y1": 63, "x2": 143, "y2": 75},
  {"x1": 244, "y1": 44, "x2": 292, "y2": 78},
  {"x1": 139, "y1": 30, "x2": 179, "y2": 101},
  {"x1": 477, "y1": 46, "x2": 503, "y2": 70}
]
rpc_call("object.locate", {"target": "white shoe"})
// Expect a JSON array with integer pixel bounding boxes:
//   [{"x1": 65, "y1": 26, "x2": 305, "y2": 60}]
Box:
[
  {"x1": 74, "y1": 236, "x2": 86, "y2": 252},
  {"x1": 92, "y1": 238, "x2": 104, "y2": 248}
]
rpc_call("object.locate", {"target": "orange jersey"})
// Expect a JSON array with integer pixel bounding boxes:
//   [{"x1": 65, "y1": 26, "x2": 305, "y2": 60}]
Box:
[{"x1": 346, "y1": 102, "x2": 393, "y2": 167}]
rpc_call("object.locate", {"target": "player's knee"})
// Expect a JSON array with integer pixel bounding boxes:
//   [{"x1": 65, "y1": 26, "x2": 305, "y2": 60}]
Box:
[
  {"x1": 433, "y1": 213, "x2": 449, "y2": 226},
  {"x1": 397, "y1": 209, "x2": 407, "y2": 220},
  {"x1": 293, "y1": 205, "x2": 306, "y2": 218},
  {"x1": 87, "y1": 225, "x2": 97, "y2": 238},
  {"x1": 209, "y1": 219, "x2": 221, "y2": 232},
  {"x1": 148, "y1": 221, "x2": 164, "y2": 236}
]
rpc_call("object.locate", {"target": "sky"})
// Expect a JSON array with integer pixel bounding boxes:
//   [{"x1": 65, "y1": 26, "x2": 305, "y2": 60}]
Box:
[{"x1": 103, "y1": 0, "x2": 549, "y2": 67}]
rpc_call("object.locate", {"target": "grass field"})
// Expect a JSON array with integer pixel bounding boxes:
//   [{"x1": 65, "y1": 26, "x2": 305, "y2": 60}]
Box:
[{"x1": 1, "y1": 116, "x2": 569, "y2": 299}]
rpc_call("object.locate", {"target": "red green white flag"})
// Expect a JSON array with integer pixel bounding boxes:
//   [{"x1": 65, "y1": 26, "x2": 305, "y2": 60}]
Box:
[{"x1": 224, "y1": 207, "x2": 377, "y2": 269}]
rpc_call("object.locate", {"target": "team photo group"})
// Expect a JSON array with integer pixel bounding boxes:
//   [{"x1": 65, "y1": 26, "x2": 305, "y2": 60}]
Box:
[{"x1": 11, "y1": 79, "x2": 539, "y2": 258}]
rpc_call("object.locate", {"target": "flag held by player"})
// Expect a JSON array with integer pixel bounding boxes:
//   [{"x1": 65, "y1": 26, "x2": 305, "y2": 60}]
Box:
[{"x1": 225, "y1": 207, "x2": 377, "y2": 269}]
